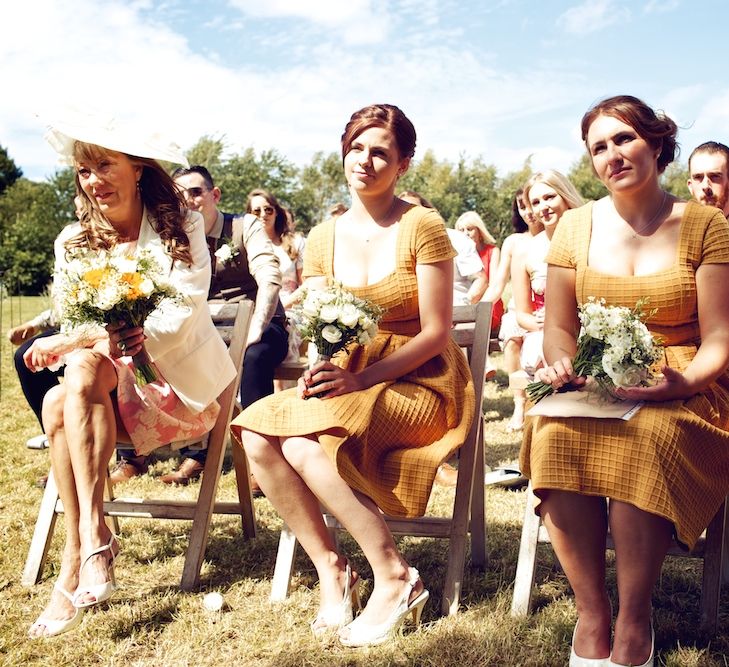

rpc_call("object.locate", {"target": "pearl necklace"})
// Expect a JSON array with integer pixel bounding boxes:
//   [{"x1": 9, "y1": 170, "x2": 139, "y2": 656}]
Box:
[{"x1": 619, "y1": 190, "x2": 668, "y2": 239}]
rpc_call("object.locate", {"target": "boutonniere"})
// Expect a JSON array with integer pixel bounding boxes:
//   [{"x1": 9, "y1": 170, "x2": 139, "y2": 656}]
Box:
[{"x1": 214, "y1": 238, "x2": 239, "y2": 265}]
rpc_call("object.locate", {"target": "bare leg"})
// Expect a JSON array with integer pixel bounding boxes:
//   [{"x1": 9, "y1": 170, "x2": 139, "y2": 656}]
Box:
[
  {"x1": 609, "y1": 500, "x2": 671, "y2": 666},
  {"x1": 28, "y1": 385, "x2": 81, "y2": 637},
  {"x1": 241, "y1": 429, "x2": 352, "y2": 611},
  {"x1": 60, "y1": 350, "x2": 121, "y2": 606},
  {"x1": 504, "y1": 338, "x2": 526, "y2": 430},
  {"x1": 280, "y1": 435, "x2": 424, "y2": 626},
  {"x1": 539, "y1": 490, "x2": 612, "y2": 659}
]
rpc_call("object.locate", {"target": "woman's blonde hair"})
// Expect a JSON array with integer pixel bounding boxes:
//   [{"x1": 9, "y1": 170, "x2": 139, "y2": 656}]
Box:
[
  {"x1": 67, "y1": 142, "x2": 192, "y2": 264},
  {"x1": 523, "y1": 170, "x2": 584, "y2": 212},
  {"x1": 454, "y1": 211, "x2": 497, "y2": 245}
]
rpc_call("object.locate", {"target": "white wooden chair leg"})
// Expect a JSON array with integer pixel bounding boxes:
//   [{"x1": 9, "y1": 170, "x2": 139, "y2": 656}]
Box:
[
  {"x1": 511, "y1": 484, "x2": 541, "y2": 616},
  {"x1": 270, "y1": 523, "x2": 298, "y2": 601},
  {"x1": 22, "y1": 470, "x2": 60, "y2": 586}
]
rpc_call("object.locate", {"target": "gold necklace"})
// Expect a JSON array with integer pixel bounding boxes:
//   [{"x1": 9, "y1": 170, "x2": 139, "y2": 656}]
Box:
[{"x1": 620, "y1": 190, "x2": 668, "y2": 239}]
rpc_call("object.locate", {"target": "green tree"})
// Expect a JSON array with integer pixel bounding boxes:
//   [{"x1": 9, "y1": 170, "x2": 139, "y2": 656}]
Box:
[
  {"x1": 0, "y1": 170, "x2": 76, "y2": 294},
  {"x1": 186, "y1": 135, "x2": 226, "y2": 174},
  {"x1": 0, "y1": 144, "x2": 23, "y2": 196},
  {"x1": 494, "y1": 158, "x2": 534, "y2": 241},
  {"x1": 291, "y1": 151, "x2": 349, "y2": 234},
  {"x1": 568, "y1": 153, "x2": 608, "y2": 201},
  {"x1": 661, "y1": 162, "x2": 689, "y2": 198}
]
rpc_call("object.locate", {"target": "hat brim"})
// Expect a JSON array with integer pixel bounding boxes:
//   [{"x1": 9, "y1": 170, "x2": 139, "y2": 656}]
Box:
[{"x1": 43, "y1": 112, "x2": 189, "y2": 167}]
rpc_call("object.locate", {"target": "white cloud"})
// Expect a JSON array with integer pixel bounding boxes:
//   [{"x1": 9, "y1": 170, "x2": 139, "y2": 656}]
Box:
[
  {"x1": 644, "y1": 0, "x2": 679, "y2": 14},
  {"x1": 227, "y1": 0, "x2": 391, "y2": 44},
  {"x1": 557, "y1": 0, "x2": 631, "y2": 35}
]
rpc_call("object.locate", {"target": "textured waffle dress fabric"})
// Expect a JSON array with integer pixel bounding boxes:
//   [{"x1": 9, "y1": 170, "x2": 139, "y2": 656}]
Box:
[
  {"x1": 520, "y1": 201, "x2": 729, "y2": 549},
  {"x1": 231, "y1": 206, "x2": 476, "y2": 517}
]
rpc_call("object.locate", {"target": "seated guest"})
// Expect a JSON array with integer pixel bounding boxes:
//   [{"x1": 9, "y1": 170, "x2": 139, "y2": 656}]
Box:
[
  {"x1": 455, "y1": 211, "x2": 504, "y2": 332},
  {"x1": 686, "y1": 140, "x2": 729, "y2": 217},
  {"x1": 511, "y1": 170, "x2": 583, "y2": 376},
  {"x1": 26, "y1": 119, "x2": 235, "y2": 638},
  {"x1": 486, "y1": 190, "x2": 544, "y2": 431},
  {"x1": 522, "y1": 95, "x2": 729, "y2": 666},
  {"x1": 232, "y1": 104, "x2": 475, "y2": 646}
]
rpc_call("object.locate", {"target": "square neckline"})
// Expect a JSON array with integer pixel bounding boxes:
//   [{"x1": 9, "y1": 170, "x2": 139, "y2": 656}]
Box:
[{"x1": 583, "y1": 199, "x2": 693, "y2": 280}]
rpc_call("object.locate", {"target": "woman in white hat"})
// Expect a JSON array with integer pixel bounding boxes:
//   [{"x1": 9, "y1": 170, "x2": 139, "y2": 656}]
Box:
[{"x1": 25, "y1": 116, "x2": 236, "y2": 638}]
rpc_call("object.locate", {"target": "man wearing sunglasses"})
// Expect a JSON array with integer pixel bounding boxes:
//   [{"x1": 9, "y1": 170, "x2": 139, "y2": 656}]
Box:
[{"x1": 112, "y1": 166, "x2": 288, "y2": 487}]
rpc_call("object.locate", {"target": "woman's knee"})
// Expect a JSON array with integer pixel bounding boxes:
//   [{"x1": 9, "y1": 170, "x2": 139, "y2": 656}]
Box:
[
  {"x1": 240, "y1": 429, "x2": 279, "y2": 465},
  {"x1": 42, "y1": 384, "x2": 67, "y2": 437},
  {"x1": 63, "y1": 350, "x2": 116, "y2": 396},
  {"x1": 280, "y1": 436, "x2": 322, "y2": 474}
]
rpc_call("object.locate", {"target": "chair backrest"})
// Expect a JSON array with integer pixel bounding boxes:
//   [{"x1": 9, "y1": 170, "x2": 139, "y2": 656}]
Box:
[
  {"x1": 269, "y1": 300, "x2": 494, "y2": 615},
  {"x1": 22, "y1": 300, "x2": 255, "y2": 590}
]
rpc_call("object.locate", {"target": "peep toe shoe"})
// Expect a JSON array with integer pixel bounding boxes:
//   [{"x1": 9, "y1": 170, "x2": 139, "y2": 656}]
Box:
[
  {"x1": 28, "y1": 585, "x2": 85, "y2": 638},
  {"x1": 72, "y1": 534, "x2": 119, "y2": 609},
  {"x1": 608, "y1": 625, "x2": 654, "y2": 667},
  {"x1": 569, "y1": 621, "x2": 610, "y2": 667},
  {"x1": 339, "y1": 567, "x2": 429, "y2": 647},
  {"x1": 311, "y1": 562, "x2": 362, "y2": 638}
]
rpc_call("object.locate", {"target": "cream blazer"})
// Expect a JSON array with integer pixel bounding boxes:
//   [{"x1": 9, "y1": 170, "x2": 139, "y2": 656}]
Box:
[{"x1": 54, "y1": 210, "x2": 236, "y2": 413}]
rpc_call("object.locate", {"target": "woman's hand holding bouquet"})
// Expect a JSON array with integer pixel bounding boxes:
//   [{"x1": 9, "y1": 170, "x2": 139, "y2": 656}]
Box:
[{"x1": 293, "y1": 281, "x2": 383, "y2": 399}]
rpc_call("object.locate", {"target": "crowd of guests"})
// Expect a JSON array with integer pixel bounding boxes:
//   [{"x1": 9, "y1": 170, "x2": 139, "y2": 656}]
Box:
[{"x1": 11, "y1": 97, "x2": 729, "y2": 666}]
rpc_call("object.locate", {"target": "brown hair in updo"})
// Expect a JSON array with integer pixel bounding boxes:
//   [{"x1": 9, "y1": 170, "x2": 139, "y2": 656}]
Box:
[
  {"x1": 341, "y1": 104, "x2": 416, "y2": 162},
  {"x1": 581, "y1": 95, "x2": 679, "y2": 174}
]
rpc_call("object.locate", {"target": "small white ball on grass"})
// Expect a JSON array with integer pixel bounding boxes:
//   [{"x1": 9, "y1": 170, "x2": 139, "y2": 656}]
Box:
[{"x1": 203, "y1": 592, "x2": 224, "y2": 611}]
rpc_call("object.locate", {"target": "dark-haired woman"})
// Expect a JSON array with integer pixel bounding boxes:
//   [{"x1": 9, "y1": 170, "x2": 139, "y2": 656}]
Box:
[
  {"x1": 521, "y1": 95, "x2": 729, "y2": 667},
  {"x1": 25, "y1": 121, "x2": 235, "y2": 638},
  {"x1": 232, "y1": 104, "x2": 474, "y2": 646}
]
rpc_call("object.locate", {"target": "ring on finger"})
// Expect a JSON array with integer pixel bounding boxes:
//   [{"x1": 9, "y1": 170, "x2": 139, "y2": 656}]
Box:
[{"x1": 119, "y1": 340, "x2": 127, "y2": 352}]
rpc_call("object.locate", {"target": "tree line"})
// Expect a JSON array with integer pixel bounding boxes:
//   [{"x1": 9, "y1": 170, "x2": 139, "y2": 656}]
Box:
[{"x1": 0, "y1": 140, "x2": 689, "y2": 296}]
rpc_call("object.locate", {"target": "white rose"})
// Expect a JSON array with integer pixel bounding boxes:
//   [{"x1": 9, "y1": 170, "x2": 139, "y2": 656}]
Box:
[
  {"x1": 357, "y1": 330, "x2": 371, "y2": 345},
  {"x1": 367, "y1": 323, "x2": 378, "y2": 338},
  {"x1": 301, "y1": 295, "x2": 321, "y2": 317},
  {"x1": 111, "y1": 257, "x2": 138, "y2": 274},
  {"x1": 96, "y1": 287, "x2": 120, "y2": 311},
  {"x1": 319, "y1": 291, "x2": 337, "y2": 303},
  {"x1": 321, "y1": 324, "x2": 343, "y2": 344},
  {"x1": 138, "y1": 278, "x2": 155, "y2": 296},
  {"x1": 339, "y1": 304, "x2": 360, "y2": 328},
  {"x1": 215, "y1": 245, "x2": 233, "y2": 262},
  {"x1": 319, "y1": 304, "x2": 339, "y2": 323},
  {"x1": 615, "y1": 366, "x2": 646, "y2": 387}
]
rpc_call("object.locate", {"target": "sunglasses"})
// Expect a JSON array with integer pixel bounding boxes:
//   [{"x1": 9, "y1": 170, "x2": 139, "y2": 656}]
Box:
[
  {"x1": 183, "y1": 186, "x2": 207, "y2": 198},
  {"x1": 252, "y1": 206, "x2": 275, "y2": 216}
]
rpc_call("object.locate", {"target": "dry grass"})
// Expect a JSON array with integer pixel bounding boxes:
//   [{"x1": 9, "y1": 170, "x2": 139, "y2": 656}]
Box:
[{"x1": 1, "y1": 297, "x2": 727, "y2": 666}]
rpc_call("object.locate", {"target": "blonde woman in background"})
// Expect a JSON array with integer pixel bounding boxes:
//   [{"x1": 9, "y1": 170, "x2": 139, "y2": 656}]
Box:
[{"x1": 455, "y1": 211, "x2": 504, "y2": 333}]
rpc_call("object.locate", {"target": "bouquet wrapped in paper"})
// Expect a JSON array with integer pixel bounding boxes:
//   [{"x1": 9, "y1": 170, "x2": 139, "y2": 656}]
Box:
[
  {"x1": 527, "y1": 297, "x2": 663, "y2": 404},
  {"x1": 55, "y1": 246, "x2": 182, "y2": 385},
  {"x1": 294, "y1": 281, "x2": 384, "y2": 365}
]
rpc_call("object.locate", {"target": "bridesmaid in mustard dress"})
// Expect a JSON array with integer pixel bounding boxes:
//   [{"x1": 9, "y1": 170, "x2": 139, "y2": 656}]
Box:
[
  {"x1": 231, "y1": 104, "x2": 474, "y2": 647},
  {"x1": 522, "y1": 95, "x2": 729, "y2": 667}
]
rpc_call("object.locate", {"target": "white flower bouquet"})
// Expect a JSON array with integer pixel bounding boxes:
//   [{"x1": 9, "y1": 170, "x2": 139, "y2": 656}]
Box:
[
  {"x1": 294, "y1": 281, "x2": 384, "y2": 364},
  {"x1": 527, "y1": 297, "x2": 663, "y2": 404},
  {"x1": 55, "y1": 246, "x2": 182, "y2": 385}
]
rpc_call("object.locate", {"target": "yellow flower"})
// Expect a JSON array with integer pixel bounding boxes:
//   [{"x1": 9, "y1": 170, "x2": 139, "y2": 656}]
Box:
[
  {"x1": 121, "y1": 272, "x2": 144, "y2": 299},
  {"x1": 83, "y1": 268, "x2": 108, "y2": 288}
]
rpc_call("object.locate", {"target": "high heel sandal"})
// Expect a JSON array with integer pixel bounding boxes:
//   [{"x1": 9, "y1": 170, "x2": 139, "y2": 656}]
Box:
[
  {"x1": 28, "y1": 585, "x2": 85, "y2": 638},
  {"x1": 311, "y1": 562, "x2": 361, "y2": 638},
  {"x1": 569, "y1": 620, "x2": 610, "y2": 667},
  {"x1": 339, "y1": 566, "x2": 429, "y2": 647},
  {"x1": 608, "y1": 624, "x2": 654, "y2": 667},
  {"x1": 72, "y1": 534, "x2": 119, "y2": 609}
]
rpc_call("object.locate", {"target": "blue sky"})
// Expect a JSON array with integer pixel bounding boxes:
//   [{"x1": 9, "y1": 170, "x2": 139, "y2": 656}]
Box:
[{"x1": 2, "y1": 0, "x2": 728, "y2": 183}]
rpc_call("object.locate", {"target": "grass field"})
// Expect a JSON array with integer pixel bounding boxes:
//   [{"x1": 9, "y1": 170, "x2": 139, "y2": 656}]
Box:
[{"x1": 0, "y1": 296, "x2": 727, "y2": 666}]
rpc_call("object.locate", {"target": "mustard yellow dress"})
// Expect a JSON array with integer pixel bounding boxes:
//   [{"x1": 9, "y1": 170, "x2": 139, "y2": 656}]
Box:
[
  {"x1": 231, "y1": 206, "x2": 475, "y2": 517},
  {"x1": 520, "y1": 201, "x2": 729, "y2": 549}
]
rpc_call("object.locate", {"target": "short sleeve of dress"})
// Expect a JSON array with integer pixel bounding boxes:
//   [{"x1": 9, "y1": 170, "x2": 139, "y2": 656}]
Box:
[
  {"x1": 701, "y1": 208, "x2": 729, "y2": 264},
  {"x1": 303, "y1": 219, "x2": 333, "y2": 279},
  {"x1": 414, "y1": 209, "x2": 457, "y2": 264},
  {"x1": 545, "y1": 206, "x2": 587, "y2": 269}
]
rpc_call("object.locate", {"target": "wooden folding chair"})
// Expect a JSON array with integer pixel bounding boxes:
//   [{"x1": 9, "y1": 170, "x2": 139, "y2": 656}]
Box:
[
  {"x1": 511, "y1": 484, "x2": 728, "y2": 637},
  {"x1": 268, "y1": 301, "x2": 493, "y2": 616},
  {"x1": 22, "y1": 300, "x2": 255, "y2": 591}
]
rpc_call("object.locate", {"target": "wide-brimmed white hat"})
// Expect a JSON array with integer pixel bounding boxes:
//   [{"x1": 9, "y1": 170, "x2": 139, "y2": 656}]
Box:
[{"x1": 42, "y1": 108, "x2": 189, "y2": 167}]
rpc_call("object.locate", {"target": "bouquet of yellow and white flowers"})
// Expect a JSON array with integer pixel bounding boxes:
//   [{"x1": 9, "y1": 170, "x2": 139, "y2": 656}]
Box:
[
  {"x1": 294, "y1": 281, "x2": 384, "y2": 363},
  {"x1": 527, "y1": 297, "x2": 663, "y2": 404},
  {"x1": 55, "y1": 246, "x2": 182, "y2": 385}
]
